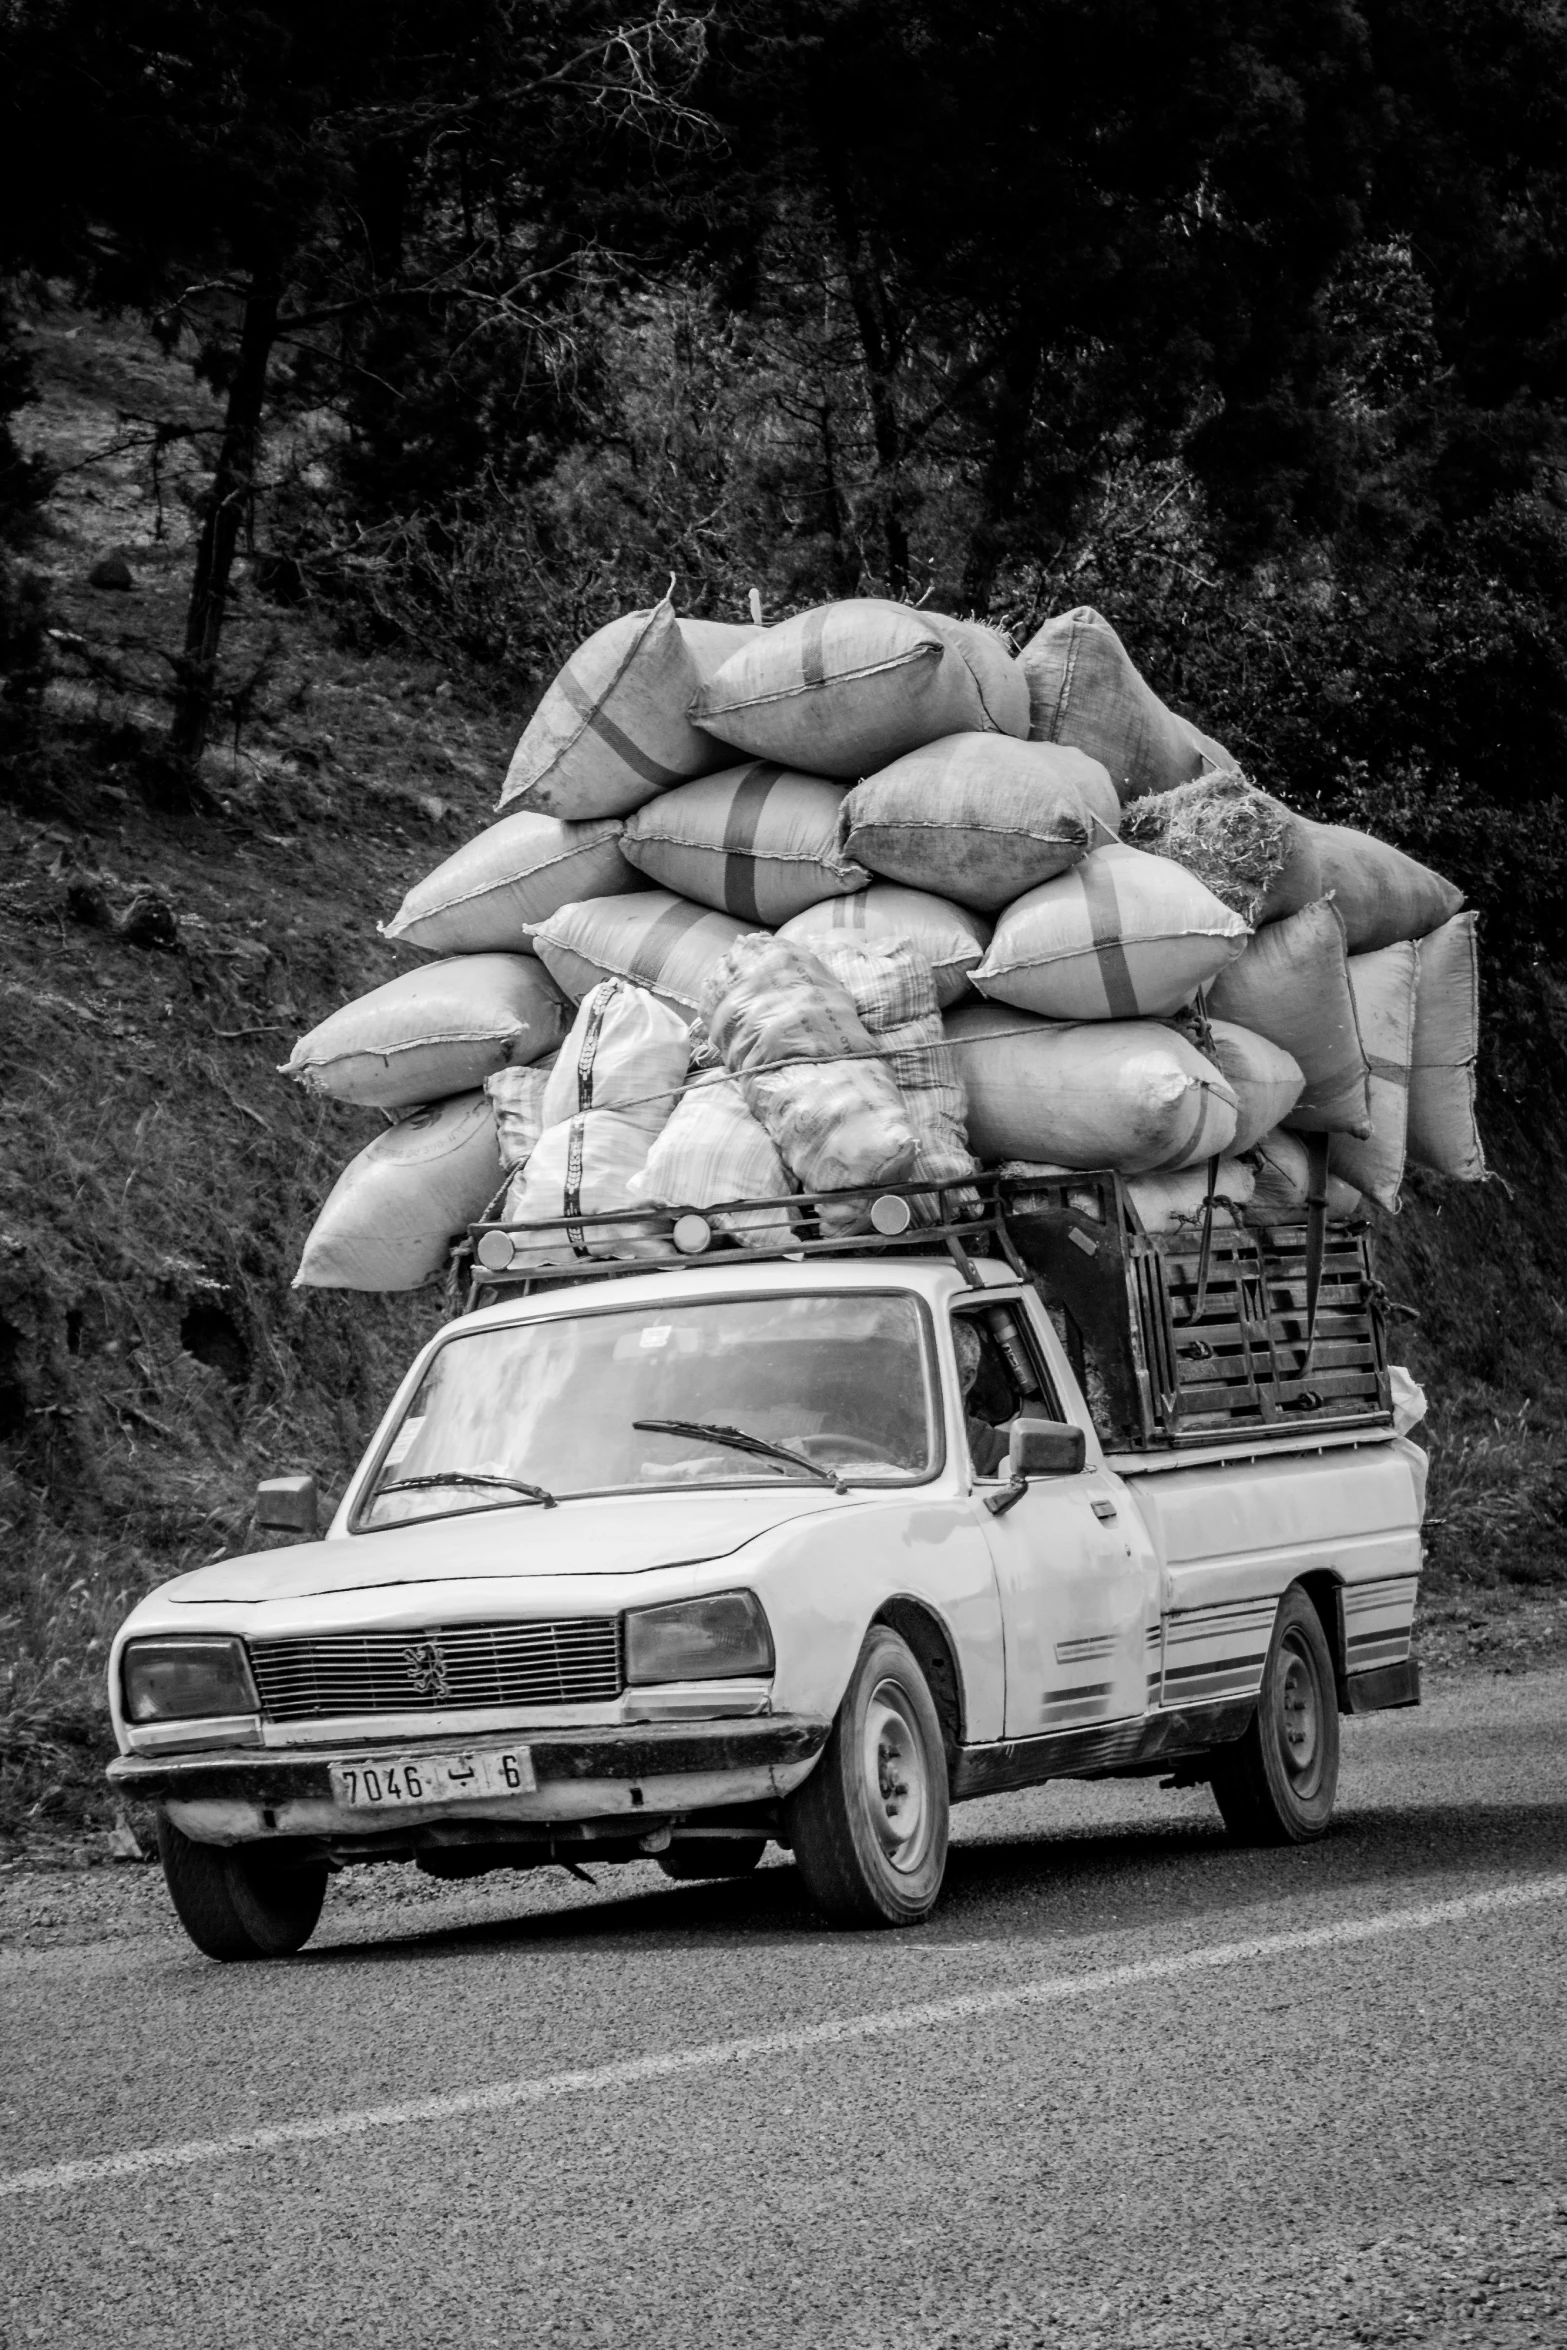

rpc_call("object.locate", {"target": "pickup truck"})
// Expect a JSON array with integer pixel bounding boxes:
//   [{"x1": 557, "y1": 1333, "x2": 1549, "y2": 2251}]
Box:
[{"x1": 105, "y1": 1174, "x2": 1426, "y2": 1959}]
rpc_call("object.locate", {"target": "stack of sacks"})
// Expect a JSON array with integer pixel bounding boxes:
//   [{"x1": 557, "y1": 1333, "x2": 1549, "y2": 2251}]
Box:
[{"x1": 507, "y1": 980, "x2": 690, "y2": 1264}]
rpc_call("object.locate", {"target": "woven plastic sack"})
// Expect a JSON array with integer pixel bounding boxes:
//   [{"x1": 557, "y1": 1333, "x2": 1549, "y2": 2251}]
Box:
[
  {"x1": 630, "y1": 1069, "x2": 796, "y2": 1245},
  {"x1": 1204, "y1": 899, "x2": 1370, "y2": 1136},
  {"x1": 699, "y1": 934, "x2": 917, "y2": 1226},
  {"x1": 840, "y1": 734, "x2": 1119, "y2": 913},
  {"x1": 779, "y1": 885, "x2": 991, "y2": 1009},
  {"x1": 530, "y1": 890, "x2": 754, "y2": 1019},
  {"x1": 485, "y1": 1060, "x2": 554, "y2": 1171},
  {"x1": 972, "y1": 842, "x2": 1249, "y2": 1020},
  {"x1": 541, "y1": 977, "x2": 690, "y2": 1137},
  {"x1": 1245, "y1": 1127, "x2": 1363, "y2": 1224},
  {"x1": 1126, "y1": 1160, "x2": 1254, "y2": 1234},
  {"x1": 383, "y1": 811, "x2": 635, "y2": 955},
  {"x1": 1303, "y1": 821, "x2": 1464, "y2": 953},
  {"x1": 1325, "y1": 944, "x2": 1418, "y2": 1212},
  {"x1": 943, "y1": 1004, "x2": 1238, "y2": 1171},
  {"x1": 500, "y1": 597, "x2": 739, "y2": 821},
  {"x1": 622, "y1": 763, "x2": 866, "y2": 923},
  {"x1": 1195, "y1": 1019, "x2": 1305, "y2": 1155},
  {"x1": 1020, "y1": 606, "x2": 1230, "y2": 803},
  {"x1": 506, "y1": 1110, "x2": 676, "y2": 1265},
  {"x1": 1120, "y1": 771, "x2": 1323, "y2": 927},
  {"x1": 293, "y1": 1093, "x2": 501, "y2": 1292},
  {"x1": 690, "y1": 600, "x2": 1027, "y2": 779},
  {"x1": 806, "y1": 936, "x2": 980, "y2": 1219},
  {"x1": 282, "y1": 954, "x2": 568, "y2": 1111},
  {"x1": 1408, "y1": 912, "x2": 1485, "y2": 1180}
]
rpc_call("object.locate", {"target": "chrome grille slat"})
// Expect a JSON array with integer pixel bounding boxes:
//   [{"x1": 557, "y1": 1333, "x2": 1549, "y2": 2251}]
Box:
[{"x1": 246, "y1": 1617, "x2": 622, "y2": 1722}]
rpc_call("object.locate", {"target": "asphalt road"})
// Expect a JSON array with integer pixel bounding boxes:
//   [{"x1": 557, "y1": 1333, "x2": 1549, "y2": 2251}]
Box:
[{"x1": 3, "y1": 1666, "x2": 1565, "y2": 2350}]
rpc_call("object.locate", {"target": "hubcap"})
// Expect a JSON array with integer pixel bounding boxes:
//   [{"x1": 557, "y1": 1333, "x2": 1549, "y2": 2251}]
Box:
[
  {"x1": 1278, "y1": 1633, "x2": 1321, "y2": 1783},
  {"x1": 861, "y1": 1678, "x2": 931, "y2": 1873}
]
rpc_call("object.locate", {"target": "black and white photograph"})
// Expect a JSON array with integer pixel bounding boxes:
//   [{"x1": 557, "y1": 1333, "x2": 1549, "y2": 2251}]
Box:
[{"x1": 1, "y1": 1, "x2": 1564, "y2": 2341}]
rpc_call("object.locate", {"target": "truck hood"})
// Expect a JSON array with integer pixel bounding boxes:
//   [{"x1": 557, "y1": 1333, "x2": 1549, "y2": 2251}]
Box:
[{"x1": 163, "y1": 1487, "x2": 851, "y2": 1604}]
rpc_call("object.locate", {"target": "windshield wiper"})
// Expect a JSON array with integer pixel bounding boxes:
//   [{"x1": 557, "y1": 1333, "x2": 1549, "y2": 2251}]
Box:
[
  {"x1": 377, "y1": 1471, "x2": 557, "y2": 1508},
  {"x1": 632, "y1": 1419, "x2": 846, "y2": 1493}
]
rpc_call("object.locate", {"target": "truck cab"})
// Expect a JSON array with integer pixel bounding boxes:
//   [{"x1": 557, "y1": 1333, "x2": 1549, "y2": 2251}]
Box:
[{"x1": 106, "y1": 1177, "x2": 1426, "y2": 1958}]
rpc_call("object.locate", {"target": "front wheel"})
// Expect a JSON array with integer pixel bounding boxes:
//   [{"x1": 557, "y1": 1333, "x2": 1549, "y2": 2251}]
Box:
[
  {"x1": 157, "y1": 1814, "x2": 328, "y2": 1960},
  {"x1": 1211, "y1": 1587, "x2": 1340, "y2": 1845},
  {"x1": 785, "y1": 1626, "x2": 949, "y2": 1928}
]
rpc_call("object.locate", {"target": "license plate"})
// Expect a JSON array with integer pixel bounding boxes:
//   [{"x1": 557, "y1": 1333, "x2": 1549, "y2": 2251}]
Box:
[{"x1": 329, "y1": 1748, "x2": 536, "y2": 1810}]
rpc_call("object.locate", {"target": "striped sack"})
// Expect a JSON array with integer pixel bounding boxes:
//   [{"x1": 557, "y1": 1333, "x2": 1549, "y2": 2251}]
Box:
[
  {"x1": 943, "y1": 1004, "x2": 1238, "y2": 1172},
  {"x1": 622, "y1": 764, "x2": 867, "y2": 924},
  {"x1": 690, "y1": 599, "x2": 1028, "y2": 780},
  {"x1": 540, "y1": 977, "x2": 691, "y2": 1137},
  {"x1": 1407, "y1": 912, "x2": 1485, "y2": 1181},
  {"x1": 630, "y1": 1069, "x2": 797, "y2": 1245},
  {"x1": 972, "y1": 841, "x2": 1249, "y2": 1021},
  {"x1": 779, "y1": 884, "x2": 991, "y2": 1010},
  {"x1": 530, "y1": 891, "x2": 756, "y2": 1021},
  {"x1": 1204, "y1": 898, "x2": 1371, "y2": 1137},
  {"x1": 506, "y1": 1110, "x2": 676, "y2": 1265},
  {"x1": 486, "y1": 1060, "x2": 555, "y2": 1171},
  {"x1": 499, "y1": 597, "x2": 735, "y2": 821},
  {"x1": 1328, "y1": 943, "x2": 1419, "y2": 1212},
  {"x1": 840, "y1": 734, "x2": 1120, "y2": 913},
  {"x1": 383, "y1": 811, "x2": 635, "y2": 956}
]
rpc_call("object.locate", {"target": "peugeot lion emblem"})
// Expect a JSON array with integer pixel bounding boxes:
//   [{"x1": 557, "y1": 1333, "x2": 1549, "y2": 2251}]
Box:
[{"x1": 402, "y1": 1638, "x2": 450, "y2": 1701}]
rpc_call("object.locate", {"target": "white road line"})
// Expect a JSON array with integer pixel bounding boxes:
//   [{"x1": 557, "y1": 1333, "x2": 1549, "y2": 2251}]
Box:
[{"x1": 7, "y1": 1874, "x2": 1565, "y2": 2201}]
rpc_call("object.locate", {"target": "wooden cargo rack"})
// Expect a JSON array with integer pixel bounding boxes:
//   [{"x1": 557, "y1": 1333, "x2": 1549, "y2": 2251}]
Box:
[{"x1": 454, "y1": 1167, "x2": 1392, "y2": 1455}]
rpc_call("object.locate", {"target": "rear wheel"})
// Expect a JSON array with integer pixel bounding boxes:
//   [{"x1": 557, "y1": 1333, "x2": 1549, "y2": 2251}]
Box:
[
  {"x1": 657, "y1": 1836, "x2": 767, "y2": 1882},
  {"x1": 1211, "y1": 1588, "x2": 1340, "y2": 1845},
  {"x1": 157, "y1": 1813, "x2": 328, "y2": 1960},
  {"x1": 785, "y1": 1626, "x2": 949, "y2": 1928}
]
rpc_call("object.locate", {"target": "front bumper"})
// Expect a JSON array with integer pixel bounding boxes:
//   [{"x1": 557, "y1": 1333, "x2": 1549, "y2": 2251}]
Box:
[{"x1": 107, "y1": 1715, "x2": 831, "y2": 1847}]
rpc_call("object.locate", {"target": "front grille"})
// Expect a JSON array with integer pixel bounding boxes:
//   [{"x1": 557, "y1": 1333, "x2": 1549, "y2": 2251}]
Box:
[{"x1": 247, "y1": 1617, "x2": 623, "y2": 1723}]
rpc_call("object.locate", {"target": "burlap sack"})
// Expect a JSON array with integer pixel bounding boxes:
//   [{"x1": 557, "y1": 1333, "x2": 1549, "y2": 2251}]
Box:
[
  {"x1": 383, "y1": 811, "x2": 634, "y2": 955},
  {"x1": 630, "y1": 1069, "x2": 797, "y2": 1245},
  {"x1": 293, "y1": 1093, "x2": 501, "y2": 1291},
  {"x1": 1328, "y1": 943, "x2": 1420, "y2": 1211},
  {"x1": 972, "y1": 842, "x2": 1249, "y2": 1019},
  {"x1": 779, "y1": 884, "x2": 992, "y2": 1008},
  {"x1": 622, "y1": 764, "x2": 865, "y2": 923},
  {"x1": 1407, "y1": 912, "x2": 1485, "y2": 1180},
  {"x1": 1020, "y1": 606, "x2": 1230, "y2": 802},
  {"x1": 282, "y1": 955, "x2": 568, "y2": 1111},
  {"x1": 1204, "y1": 899, "x2": 1371, "y2": 1136},
  {"x1": 530, "y1": 890, "x2": 754, "y2": 1019},
  {"x1": 840, "y1": 734, "x2": 1119, "y2": 912},
  {"x1": 943, "y1": 1004, "x2": 1238, "y2": 1171},
  {"x1": 1304, "y1": 821, "x2": 1464, "y2": 953}
]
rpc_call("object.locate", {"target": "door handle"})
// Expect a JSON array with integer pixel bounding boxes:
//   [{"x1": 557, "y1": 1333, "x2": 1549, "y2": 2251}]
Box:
[{"x1": 1090, "y1": 1497, "x2": 1118, "y2": 1522}]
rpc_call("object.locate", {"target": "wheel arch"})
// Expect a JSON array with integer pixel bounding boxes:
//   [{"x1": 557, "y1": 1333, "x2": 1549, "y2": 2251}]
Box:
[
  {"x1": 871, "y1": 1596, "x2": 967, "y2": 1773},
  {"x1": 1292, "y1": 1569, "x2": 1352, "y2": 1712}
]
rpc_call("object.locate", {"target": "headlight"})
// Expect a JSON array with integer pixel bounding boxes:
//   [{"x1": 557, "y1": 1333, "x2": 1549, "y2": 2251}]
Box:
[
  {"x1": 121, "y1": 1637, "x2": 260, "y2": 1723},
  {"x1": 624, "y1": 1592, "x2": 774, "y2": 1685}
]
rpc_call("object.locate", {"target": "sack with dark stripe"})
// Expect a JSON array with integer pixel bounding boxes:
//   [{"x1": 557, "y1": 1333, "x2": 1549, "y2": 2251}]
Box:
[
  {"x1": 294, "y1": 1093, "x2": 502, "y2": 1292},
  {"x1": 1407, "y1": 912, "x2": 1484, "y2": 1180},
  {"x1": 530, "y1": 891, "x2": 755, "y2": 1020},
  {"x1": 1203, "y1": 898, "x2": 1370, "y2": 1136},
  {"x1": 943, "y1": 1004, "x2": 1238, "y2": 1170},
  {"x1": 499, "y1": 598, "x2": 755, "y2": 821},
  {"x1": 621, "y1": 764, "x2": 867, "y2": 924},
  {"x1": 972, "y1": 842, "x2": 1249, "y2": 1020},
  {"x1": 839, "y1": 734, "x2": 1120, "y2": 912},
  {"x1": 1021, "y1": 605, "x2": 1230, "y2": 804},
  {"x1": 540, "y1": 978, "x2": 689, "y2": 1135},
  {"x1": 506, "y1": 1110, "x2": 677, "y2": 1265},
  {"x1": 281, "y1": 954, "x2": 568, "y2": 1111},
  {"x1": 699, "y1": 935, "x2": 917, "y2": 1228},
  {"x1": 384, "y1": 811, "x2": 635, "y2": 955},
  {"x1": 1328, "y1": 943, "x2": 1419, "y2": 1212},
  {"x1": 779, "y1": 884, "x2": 991, "y2": 1009},
  {"x1": 691, "y1": 600, "x2": 1028, "y2": 779}
]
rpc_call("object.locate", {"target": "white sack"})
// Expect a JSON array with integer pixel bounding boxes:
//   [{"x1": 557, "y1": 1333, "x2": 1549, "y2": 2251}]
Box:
[
  {"x1": 943, "y1": 1004, "x2": 1238, "y2": 1171},
  {"x1": 806, "y1": 936, "x2": 979, "y2": 1218},
  {"x1": 541, "y1": 977, "x2": 691, "y2": 1137},
  {"x1": 630, "y1": 1070, "x2": 796, "y2": 1245},
  {"x1": 1246, "y1": 1127, "x2": 1364, "y2": 1223},
  {"x1": 972, "y1": 841, "x2": 1249, "y2": 1020},
  {"x1": 1408, "y1": 911, "x2": 1485, "y2": 1180},
  {"x1": 382, "y1": 812, "x2": 635, "y2": 955},
  {"x1": 506, "y1": 1110, "x2": 676, "y2": 1264},
  {"x1": 485, "y1": 1060, "x2": 555, "y2": 1171},
  {"x1": 293, "y1": 1093, "x2": 501, "y2": 1292},
  {"x1": 1126, "y1": 1160, "x2": 1255, "y2": 1234},
  {"x1": 1198, "y1": 1019, "x2": 1305, "y2": 1155},
  {"x1": 1328, "y1": 943, "x2": 1419, "y2": 1212},
  {"x1": 282, "y1": 954, "x2": 568, "y2": 1111}
]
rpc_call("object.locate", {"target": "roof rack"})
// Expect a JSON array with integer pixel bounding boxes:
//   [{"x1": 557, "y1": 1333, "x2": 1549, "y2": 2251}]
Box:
[{"x1": 455, "y1": 1174, "x2": 1022, "y2": 1308}]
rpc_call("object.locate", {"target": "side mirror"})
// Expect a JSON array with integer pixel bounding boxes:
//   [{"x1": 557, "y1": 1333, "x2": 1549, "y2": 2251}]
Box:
[
  {"x1": 1009, "y1": 1418, "x2": 1087, "y2": 1477},
  {"x1": 256, "y1": 1472, "x2": 318, "y2": 1538}
]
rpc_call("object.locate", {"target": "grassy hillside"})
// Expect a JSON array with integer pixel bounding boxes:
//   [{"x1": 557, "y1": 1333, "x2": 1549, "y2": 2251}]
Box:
[{"x1": 2, "y1": 310, "x2": 1562, "y2": 1861}]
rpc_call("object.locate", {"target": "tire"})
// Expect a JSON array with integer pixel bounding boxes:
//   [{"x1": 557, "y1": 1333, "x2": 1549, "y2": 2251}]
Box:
[
  {"x1": 157, "y1": 1813, "x2": 328, "y2": 1960},
  {"x1": 1211, "y1": 1588, "x2": 1340, "y2": 1845},
  {"x1": 784, "y1": 1626, "x2": 949, "y2": 1928},
  {"x1": 657, "y1": 1836, "x2": 768, "y2": 1882}
]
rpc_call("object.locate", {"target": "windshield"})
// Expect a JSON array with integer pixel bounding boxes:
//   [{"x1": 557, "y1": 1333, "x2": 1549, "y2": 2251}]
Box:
[{"x1": 355, "y1": 1291, "x2": 939, "y2": 1529}]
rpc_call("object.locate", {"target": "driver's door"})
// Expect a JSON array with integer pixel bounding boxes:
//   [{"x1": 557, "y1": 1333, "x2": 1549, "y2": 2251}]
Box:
[{"x1": 953, "y1": 1298, "x2": 1155, "y2": 1744}]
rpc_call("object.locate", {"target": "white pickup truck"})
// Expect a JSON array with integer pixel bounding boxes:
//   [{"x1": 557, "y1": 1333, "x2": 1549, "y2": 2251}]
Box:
[{"x1": 106, "y1": 1175, "x2": 1426, "y2": 1959}]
